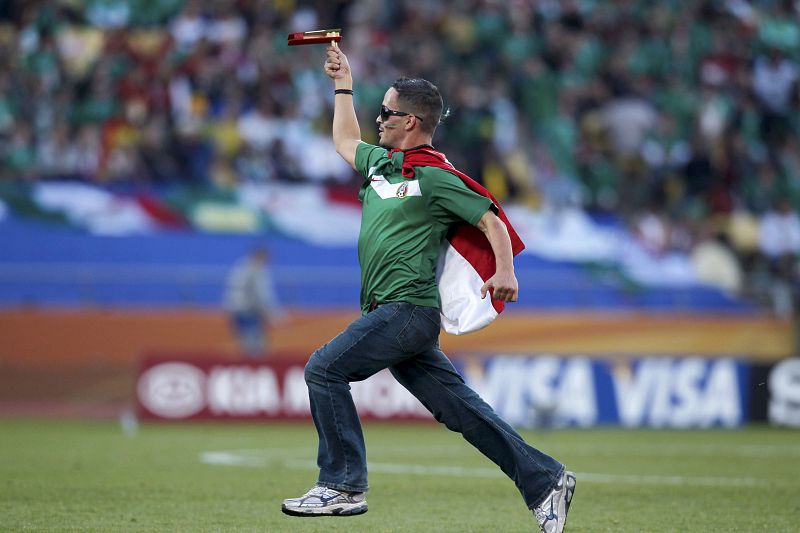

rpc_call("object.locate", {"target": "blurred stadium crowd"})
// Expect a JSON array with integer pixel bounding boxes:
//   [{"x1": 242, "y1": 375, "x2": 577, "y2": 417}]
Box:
[{"x1": 1, "y1": 0, "x2": 800, "y2": 314}]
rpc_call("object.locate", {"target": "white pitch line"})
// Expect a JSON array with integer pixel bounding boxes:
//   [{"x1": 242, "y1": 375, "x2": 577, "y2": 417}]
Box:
[
  {"x1": 284, "y1": 459, "x2": 502, "y2": 479},
  {"x1": 200, "y1": 450, "x2": 766, "y2": 488},
  {"x1": 205, "y1": 442, "x2": 800, "y2": 460},
  {"x1": 199, "y1": 451, "x2": 271, "y2": 467},
  {"x1": 549, "y1": 442, "x2": 800, "y2": 459},
  {"x1": 574, "y1": 472, "x2": 764, "y2": 488}
]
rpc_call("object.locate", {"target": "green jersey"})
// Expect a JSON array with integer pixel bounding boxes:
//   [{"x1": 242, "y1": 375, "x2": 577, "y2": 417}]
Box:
[{"x1": 354, "y1": 142, "x2": 493, "y2": 314}]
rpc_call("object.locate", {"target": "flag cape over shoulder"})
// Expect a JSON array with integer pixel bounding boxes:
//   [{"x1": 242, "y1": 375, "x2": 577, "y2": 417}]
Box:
[{"x1": 388, "y1": 146, "x2": 525, "y2": 335}]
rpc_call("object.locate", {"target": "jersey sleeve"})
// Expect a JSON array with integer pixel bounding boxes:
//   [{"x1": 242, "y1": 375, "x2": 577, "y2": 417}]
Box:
[
  {"x1": 354, "y1": 142, "x2": 389, "y2": 180},
  {"x1": 425, "y1": 168, "x2": 494, "y2": 226}
]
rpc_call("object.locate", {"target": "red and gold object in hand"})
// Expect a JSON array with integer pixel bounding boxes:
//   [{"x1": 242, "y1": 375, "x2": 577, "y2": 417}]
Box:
[{"x1": 287, "y1": 28, "x2": 342, "y2": 46}]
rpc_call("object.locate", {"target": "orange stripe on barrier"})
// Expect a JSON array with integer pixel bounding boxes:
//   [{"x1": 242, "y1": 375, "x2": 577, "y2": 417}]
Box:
[{"x1": 0, "y1": 309, "x2": 793, "y2": 365}]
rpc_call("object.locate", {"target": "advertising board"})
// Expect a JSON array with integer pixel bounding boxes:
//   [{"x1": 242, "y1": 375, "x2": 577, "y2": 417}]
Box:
[{"x1": 136, "y1": 355, "x2": 799, "y2": 428}]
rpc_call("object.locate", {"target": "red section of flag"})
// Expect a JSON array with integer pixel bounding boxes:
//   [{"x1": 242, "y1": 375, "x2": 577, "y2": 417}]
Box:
[
  {"x1": 135, "y1": 195, "x2": 188, "y2": 228},
  {"x1": 325, "y1": 184, "x2": 362, "y2": 207}
]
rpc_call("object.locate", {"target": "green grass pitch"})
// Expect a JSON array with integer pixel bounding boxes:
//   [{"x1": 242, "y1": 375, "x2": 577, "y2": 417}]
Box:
[{"x1": 1, "y1": 419, "x2": 797, "y2": 532}]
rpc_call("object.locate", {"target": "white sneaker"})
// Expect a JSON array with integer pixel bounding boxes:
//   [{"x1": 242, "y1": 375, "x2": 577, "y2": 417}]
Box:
[
  {"x1": 533, "y1": 470, "x2": 576, "y2": 533},
  {"x1": 281, "y1": 485, "x2": 368, "y2": 517}
]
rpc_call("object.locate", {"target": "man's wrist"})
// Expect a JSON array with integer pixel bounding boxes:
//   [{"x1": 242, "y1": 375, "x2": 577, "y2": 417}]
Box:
[
  {"x1": 334, "y1": 78, "x2": 353, "y2": 91},
  {"x1": 495, "y1": 263, "x2": 515, "y2": 275}
]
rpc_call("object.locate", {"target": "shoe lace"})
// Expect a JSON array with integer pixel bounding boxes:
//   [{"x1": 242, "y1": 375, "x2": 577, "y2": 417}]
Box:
[
  {"x1": 533, "y1": 506, "x2": 548, "y2": 525},
  {"x1": 533, "y1": 489, "x2": 557, "y2": 526},
  {"x1": 304, "y1": 486, "x2": 331, "y2": 498}
]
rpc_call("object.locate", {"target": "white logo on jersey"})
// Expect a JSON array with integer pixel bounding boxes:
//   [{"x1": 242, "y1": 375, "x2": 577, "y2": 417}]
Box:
[{"x1": 367, "y1": 166, "x2": 421, "y2": 199}]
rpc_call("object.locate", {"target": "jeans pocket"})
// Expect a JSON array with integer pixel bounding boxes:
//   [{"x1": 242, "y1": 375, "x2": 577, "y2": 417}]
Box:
[
  {"x1": 396, "y1": 306, "x2": 440, "y2": 354},
  {"x1": 416, "y1": 306, "x2": 441, "y2": 328}
]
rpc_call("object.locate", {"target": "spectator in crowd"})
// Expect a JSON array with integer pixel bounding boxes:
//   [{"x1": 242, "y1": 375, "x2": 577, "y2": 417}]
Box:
[
  {"x1": 759, "y1": 199, "x2": 800, "y2": 262},
  {"x1": 758, "y1": 198, "x2": 800, "y2": 317},
  {"x1": 690, "y1": 228, "x2": 744, "y2": 296},
  {"x1": 751, "y1": 47, "x2": 798, "y2": 149}
]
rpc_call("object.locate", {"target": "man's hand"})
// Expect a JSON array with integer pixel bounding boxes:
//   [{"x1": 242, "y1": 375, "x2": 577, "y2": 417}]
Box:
[
  {"x1": 480, "y1": 271, "x2": 518, "y2": 302},
  {"x1": 476, "y1": 210, "x2": 518, "y2": 303},
  {"x1": 324, "y1": 41, "x2": 351, "y2": 81}
]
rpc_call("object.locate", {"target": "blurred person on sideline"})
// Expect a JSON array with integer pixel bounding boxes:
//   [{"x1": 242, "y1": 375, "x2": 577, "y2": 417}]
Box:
[
  {"x1": 280, "y1": 43, "x2": 575, "y2": 533},
  {"x1": 223, "y1": 246, "x2": 280, "y2": 357}
]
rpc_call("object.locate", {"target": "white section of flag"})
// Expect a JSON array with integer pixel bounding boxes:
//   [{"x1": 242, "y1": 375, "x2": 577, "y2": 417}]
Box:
[
  {"x1": 238, "y1": 182, "x2": 362, "y2": 246},
  {"x1": 32, "y1": 182, "x2": 157, "y2": 235},
  {"x1": 437, "y1": 241, "x2": 498, "y2": 335}
]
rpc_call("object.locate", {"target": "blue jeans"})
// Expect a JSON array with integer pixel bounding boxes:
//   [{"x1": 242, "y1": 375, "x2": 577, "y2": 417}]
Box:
[
  {"x1": 304, "y1": 301, "x2": 564, "y2": 509},
  {"x1": 230, "y1": 311, "x2": 267, "y2": 356}
]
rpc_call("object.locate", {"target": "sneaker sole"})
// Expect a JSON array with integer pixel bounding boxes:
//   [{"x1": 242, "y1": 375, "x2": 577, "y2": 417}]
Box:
[
  {"x1": 281, "y1": 503, "x2": 368, "y2": 517},
  {"x1": 563, "y1": 471, "x2": 577, "y2": 531}
]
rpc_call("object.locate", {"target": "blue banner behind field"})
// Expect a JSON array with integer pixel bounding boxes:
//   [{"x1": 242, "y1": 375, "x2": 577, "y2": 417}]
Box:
[{"x1": 459, "y1": 356, "x2": 750, "y2": 428}]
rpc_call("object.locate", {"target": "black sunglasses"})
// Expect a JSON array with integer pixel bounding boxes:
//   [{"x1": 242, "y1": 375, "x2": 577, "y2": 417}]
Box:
[{"x1": 380, "y1": 104, "x2": 423, "y2": 122}]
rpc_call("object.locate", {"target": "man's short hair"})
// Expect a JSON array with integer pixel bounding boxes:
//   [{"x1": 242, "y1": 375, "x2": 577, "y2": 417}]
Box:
[{"x1": 391, "y1": 77, "x2": 443, "y2": 134}]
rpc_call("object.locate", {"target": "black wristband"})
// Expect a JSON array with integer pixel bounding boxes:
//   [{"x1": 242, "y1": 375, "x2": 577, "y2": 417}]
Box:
[{"x1": 334, "y1": 89, "x2": 354, "y2": 95}]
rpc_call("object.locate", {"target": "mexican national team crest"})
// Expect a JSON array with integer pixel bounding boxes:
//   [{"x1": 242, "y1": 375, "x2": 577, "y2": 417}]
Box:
[{"x1": 396, "y1": 181, "x2": 409, "y2": 198}]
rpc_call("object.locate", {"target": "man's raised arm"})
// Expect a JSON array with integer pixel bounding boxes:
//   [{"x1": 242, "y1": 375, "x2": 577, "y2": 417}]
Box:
[{"x1": 324, "y1": 42, "x2": 361, "y2": 169}]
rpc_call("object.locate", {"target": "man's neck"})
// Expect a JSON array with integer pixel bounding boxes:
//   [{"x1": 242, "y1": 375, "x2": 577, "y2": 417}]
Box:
[{"x1": 395, "y1": 136, "x2": 433, "y2": 150}]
